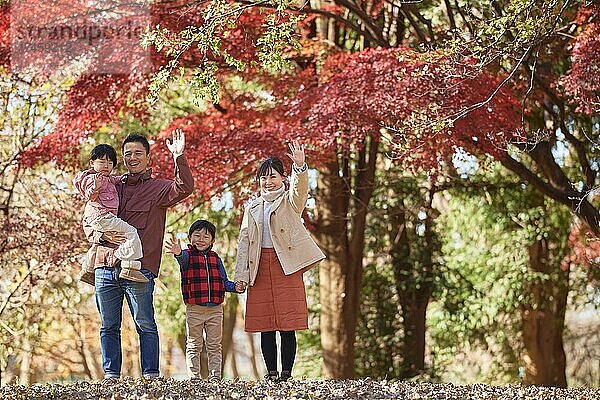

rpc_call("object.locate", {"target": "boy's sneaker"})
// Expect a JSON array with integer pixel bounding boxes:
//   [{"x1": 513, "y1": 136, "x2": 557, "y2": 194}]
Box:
[
  {"x1": 208, "y1": 370, "x2": 221, "y2": 382},
  {"x1": 264, "y1": 371, "x2": 279, "y2": 382},
  {"x1": 280, "y1": 370, "x2": 292, "y2": 381}
]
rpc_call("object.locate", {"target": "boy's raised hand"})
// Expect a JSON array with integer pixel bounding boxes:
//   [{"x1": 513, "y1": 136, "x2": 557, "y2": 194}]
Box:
[
  {"x1": 166, "y1": 128, "x2": 185, "y2": 159},
  {"x1": 165, "y1": 237, "x2": 182, "y2": 256}
]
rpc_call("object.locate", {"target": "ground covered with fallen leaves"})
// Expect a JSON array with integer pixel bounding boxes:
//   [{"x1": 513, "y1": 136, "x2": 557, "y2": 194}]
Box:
[{"x1": 1, "y1": 378, "x2": 598, "y2": 399}]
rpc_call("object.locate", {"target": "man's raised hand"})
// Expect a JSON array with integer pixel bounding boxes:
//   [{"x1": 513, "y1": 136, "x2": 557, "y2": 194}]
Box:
[{"x1": 166, "y1": 129, "x2": 185, "y2": 159}]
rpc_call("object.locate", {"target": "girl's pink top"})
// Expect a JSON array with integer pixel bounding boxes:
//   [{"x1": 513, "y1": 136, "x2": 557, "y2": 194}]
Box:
[{"x1": 73, "y1": 169, "x2": 121, "y2": 221}]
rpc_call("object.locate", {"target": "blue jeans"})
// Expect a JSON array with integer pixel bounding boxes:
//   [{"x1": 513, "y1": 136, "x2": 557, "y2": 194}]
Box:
[{"x1": 94, "y1": 267, "x2": 159, "y2": 378}]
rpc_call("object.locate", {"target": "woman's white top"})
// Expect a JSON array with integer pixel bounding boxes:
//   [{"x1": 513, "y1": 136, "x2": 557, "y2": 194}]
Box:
[{"x1": 260, "y1": 185, "x2": 285, "y2": 248}]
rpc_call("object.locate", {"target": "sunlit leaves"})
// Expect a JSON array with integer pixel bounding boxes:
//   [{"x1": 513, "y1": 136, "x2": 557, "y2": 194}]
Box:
[{"x1": 142, "y1": 0, "x2": 303, "y2": 103}]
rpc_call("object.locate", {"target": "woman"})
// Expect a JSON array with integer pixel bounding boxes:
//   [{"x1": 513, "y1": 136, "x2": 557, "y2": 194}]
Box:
[{"x1": 234, "y1": 141, "x2": 325, "y2": 381}]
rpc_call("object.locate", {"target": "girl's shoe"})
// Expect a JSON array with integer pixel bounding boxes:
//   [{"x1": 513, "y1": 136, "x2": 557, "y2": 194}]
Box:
[
  {"x1": 280, "y1": 370, "x2": 292, "y2": 381},
  {"x1": 264, "y1": 371, "x2": 279, "y2": 381}
]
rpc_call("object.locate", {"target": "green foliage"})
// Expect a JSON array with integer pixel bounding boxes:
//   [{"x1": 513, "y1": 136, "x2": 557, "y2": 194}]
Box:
[
  {"x1": 355, "y1": 263, "x2": 402, "y2": 379},
  {"x1": 256, "y1": 14, "x2": 302, "y2": 74},
  {"x1": 294, "y1": 267, "x2": 323, "y2": 378},
  {"x1": 429, "y1": 161, "x2": 572, "y2": 384},
  {"x1": 450, "y1": 0, "x2": 585, "y2": 68},
  {"x1": 188, "y1": 62, "x2": 221, "y2": 105},
  {"x1": 355, "y1": 160, "x2": 442, "y2": 379}
]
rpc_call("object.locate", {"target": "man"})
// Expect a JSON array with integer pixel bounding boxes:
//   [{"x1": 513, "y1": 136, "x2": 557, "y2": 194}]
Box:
[{"x1": 84, "y1": 129, "x2": 194, "y2": 380}]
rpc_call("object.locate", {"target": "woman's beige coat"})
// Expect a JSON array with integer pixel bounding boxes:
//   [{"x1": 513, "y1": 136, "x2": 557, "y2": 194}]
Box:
[{"x1": 235, "y1": 167, "x2": 325, "y2": 286}]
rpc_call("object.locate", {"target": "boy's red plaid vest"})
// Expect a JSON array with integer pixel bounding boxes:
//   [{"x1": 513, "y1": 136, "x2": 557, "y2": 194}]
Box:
[{"x1": 181, "y1": 246, "x2": 225, "y2": 305}]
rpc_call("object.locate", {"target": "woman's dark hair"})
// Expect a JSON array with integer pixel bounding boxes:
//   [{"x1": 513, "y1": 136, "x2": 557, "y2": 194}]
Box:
[
  {"x1": 90, "y1": 144, "x2": 117, "y2": 167},
  {"x1": 188, "y1": 219, "x2": 216, "y2": 239},
  {"x1": 256, "y1": 156, "x2": 286, "y2": 181},
  {"x1": 122, "y1": 133, "x2": 150, "y2": 155}
]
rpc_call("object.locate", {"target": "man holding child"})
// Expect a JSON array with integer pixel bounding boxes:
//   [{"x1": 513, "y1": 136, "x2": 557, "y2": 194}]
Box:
[{"x1": 83, "y1": 130, "x2": 194, "y2": 381}]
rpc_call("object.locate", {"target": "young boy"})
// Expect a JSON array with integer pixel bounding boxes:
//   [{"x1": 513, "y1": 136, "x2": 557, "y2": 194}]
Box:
[
  {"x1": 165, "y1": 219, "x2": 239, "y2": 380},
  {"x1": 73, "y1": 144, "x2": 147, "y2": 285}
]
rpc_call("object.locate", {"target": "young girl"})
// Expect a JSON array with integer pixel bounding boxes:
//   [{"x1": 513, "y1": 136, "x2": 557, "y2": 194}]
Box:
[
  {"x1": 73, "y1": 144, "x2": 146, "y2": 284},
  {"x1": 234, "y1": 141, "x2": 325, "y2": 382}
]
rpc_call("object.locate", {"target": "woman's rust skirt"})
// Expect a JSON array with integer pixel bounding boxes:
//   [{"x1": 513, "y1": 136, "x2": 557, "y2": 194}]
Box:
[{"x1": 245, "y1": 248, "x2": 309, "y2": 332}]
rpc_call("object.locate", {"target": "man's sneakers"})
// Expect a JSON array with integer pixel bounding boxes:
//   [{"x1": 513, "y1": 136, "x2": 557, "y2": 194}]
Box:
[
  {"x1": 142, "y1": 375, "x2": 161, "y2": 382},
  {"x1": 101, "y1": 377, "x2": 119, "y2": 385}
]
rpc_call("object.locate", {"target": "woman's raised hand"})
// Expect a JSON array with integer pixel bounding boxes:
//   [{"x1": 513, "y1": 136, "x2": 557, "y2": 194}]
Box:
[{"x1": 286, "y1": 140, "x2": 305, "y2": 168}]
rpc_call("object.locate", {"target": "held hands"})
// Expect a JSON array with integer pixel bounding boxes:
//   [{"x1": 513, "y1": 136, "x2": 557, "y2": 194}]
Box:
[
  {"x1": 235, "y1": 281, "x2": 247, "y2": 293},
  {"x1": 166, "y1": 129, "x2": 185, "y2": 159},
  {"x1": 286, "y1": 140, "x2": 305, "y2": 168},
  {"x1": 165, "y1": 237, "x2": 182, "y2": 256}
]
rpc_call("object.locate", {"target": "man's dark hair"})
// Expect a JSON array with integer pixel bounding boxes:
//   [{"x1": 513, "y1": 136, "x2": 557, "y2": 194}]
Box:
[
  {"x1": 90, "y1": 144, "x2": 118, "y2": 167},
  {"x1": 256, "y1": 156, "x2": 286, "y2": 181},
  {"x1": 188, "y1": 219, "x2": 216, "y2": 239},
  {"x1": 122, "y1": 133, "x2": 150, "y2": 155}
]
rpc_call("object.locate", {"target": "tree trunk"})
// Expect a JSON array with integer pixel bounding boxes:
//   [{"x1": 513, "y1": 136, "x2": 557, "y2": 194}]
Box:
[
  {"x1": 317, "y1": 160, "x2": 356, "y2": 378},
  {"x1": 78, "y1": 316, "x2": 102, "y2": 380},
  {"x1": 400, "y1": 295, "x2": 428, "y2": 376},
  {"x1": 522, "y1": 238, "x2": 568, "y2": 387},
  {"x1": 19, "y1": 335, "x2": 32, "y2": 386},
  {"x1": 176, "y1": 332, "x2": 186, "y2": 354},
  {"x1": 389, "y1": 190, "x2": 435, "y2": 378},
  {"x1": 247, "y1": 331, "x2": 260, "y2": 380},
  {"x1": 161, "y1": 336, "x2": 175, "y2": 378},
  {"x1": 229, "y1": 341, "x2": 239, "y2": 379},
  {"x1": 222, "y1": 298, "x2": 237, "y2": 377},
  {"x1": 316, "y1": 138, "x2": 378, "y2": 378},
  {"x1": 200, "y1": 344, "x2": 209, "y2": 378}
]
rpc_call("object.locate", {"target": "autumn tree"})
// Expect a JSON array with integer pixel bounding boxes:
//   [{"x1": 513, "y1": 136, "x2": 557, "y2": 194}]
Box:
[
  {"x1": 2, "y1": 0, "x2": 598, "y2": 383},
  {"x1": 0, "y1": 72, "x2": 103, "y2": 383}
]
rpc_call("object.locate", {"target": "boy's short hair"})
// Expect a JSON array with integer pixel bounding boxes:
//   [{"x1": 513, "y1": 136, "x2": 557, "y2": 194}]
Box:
[
  {"x1": 122, "y1": 133, "x2": 150, "y2": 155},
  {"x1": 188, "y1": 219, "x2": 216, "y2": 239},
  {"x1": 90, "y1": 144, "x2": 117, "y2": 167}
]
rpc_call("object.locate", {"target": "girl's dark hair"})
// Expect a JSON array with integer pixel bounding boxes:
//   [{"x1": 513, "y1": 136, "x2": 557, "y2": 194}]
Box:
[
  {"x1": 188, "y1": 219, "x2": 216, "y2": 239},
  {"x1": 256, "y1": 156, "x2": 286, "y2": 181},
  {"x1": 90, "y1": 144, "x2": 117, "y2": 167},
  {"x1": 122, "y1": 133, "x2": 150, "y2": 155}
]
